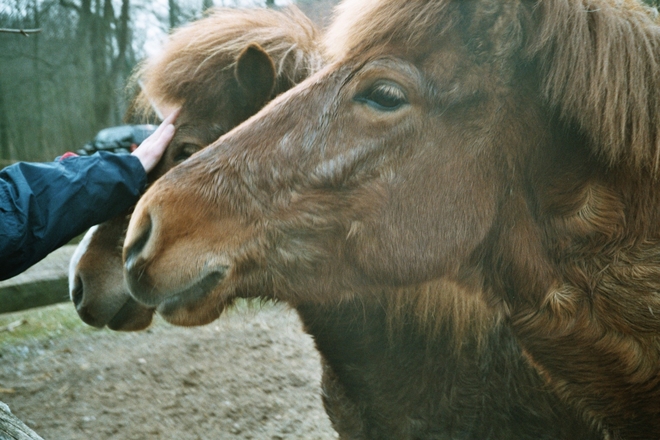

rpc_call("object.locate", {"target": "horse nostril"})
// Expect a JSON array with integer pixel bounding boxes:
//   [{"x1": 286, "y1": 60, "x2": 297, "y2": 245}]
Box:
[
  {"x1": 125, "y1": 214, "x2": 153, "y2": 271},
  {"x1": 72, "y1": 275, "x2": 84, "y2": 308}
]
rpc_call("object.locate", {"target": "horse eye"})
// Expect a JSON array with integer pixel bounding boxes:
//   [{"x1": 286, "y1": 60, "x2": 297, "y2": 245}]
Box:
[
  {"x1": 356, "y1": 82, "x2": 407, "y2": 111},
  {"x1": 173, "y1": 143, "x2": 201, "y2": 162}
]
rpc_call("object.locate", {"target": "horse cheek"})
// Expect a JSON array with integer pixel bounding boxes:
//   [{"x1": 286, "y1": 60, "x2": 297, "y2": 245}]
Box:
[{"x1": 349, "y1": 153, "x2": 498, "y2": 287}]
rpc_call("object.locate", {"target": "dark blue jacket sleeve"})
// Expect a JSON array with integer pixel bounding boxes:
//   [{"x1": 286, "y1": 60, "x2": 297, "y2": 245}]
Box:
[{"x1": 0, "y1": 152, "x2": 146, "y2": 280}]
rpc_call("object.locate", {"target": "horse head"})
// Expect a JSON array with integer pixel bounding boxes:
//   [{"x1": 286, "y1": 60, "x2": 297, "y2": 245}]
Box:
[{"x1": 68, "y1": 7, "x2": 321, "y2": 330}]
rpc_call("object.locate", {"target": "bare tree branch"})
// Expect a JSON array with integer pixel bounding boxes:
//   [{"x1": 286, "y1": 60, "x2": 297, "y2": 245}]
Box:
[
  {"x1": 0, "y1": 402, "x2": 44, "y2": 440},
  {"x1": 0, "y1": 29, "x2": 42, "y2": 37}
]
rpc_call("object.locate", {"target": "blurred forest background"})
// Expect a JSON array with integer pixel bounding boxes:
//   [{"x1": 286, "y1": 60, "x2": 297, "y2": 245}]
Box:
[
  {"x1": 0, "y1": 0, "x2": 337, "y2": 164},
  {"x1": 0, "y1": 0, "x2": 658, "y2": 164}
]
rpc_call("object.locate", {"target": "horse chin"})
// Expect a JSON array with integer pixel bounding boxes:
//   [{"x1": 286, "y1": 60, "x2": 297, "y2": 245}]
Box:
[
  {"x1": 156, "y1": 292, "x2": 227, "y2": 327},
  {"x1": 75, "y1": 289, "x2": 131, "y2": 329},
  {"x1": 153, "y1": 271, "x2": 228, "y2": 326},
  {"x1": 106, "y1": 298, "x2": 155, "y2": 331}
]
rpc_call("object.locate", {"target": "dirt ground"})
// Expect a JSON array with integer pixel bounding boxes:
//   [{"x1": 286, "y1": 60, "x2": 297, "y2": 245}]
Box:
[{"x1": 0, "y1": 301, "x2": 338, "y2": 440}]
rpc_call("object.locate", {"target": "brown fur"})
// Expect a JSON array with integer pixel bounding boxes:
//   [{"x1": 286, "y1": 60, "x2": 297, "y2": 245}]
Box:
[{"x1": 123, "y1": 0, "x2": 660, "y2": 438}]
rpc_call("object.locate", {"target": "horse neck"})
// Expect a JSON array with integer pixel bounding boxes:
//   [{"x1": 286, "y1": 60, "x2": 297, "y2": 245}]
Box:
[
  {"x1": 499, "y1": 130, "x2": 660, "y2": 436},
  {"x1": 539, "y1": 155, "x2": 660, "y2": 331},
  {"x1": 295, "y1": 286, "x2": 601, "y2": 439}
]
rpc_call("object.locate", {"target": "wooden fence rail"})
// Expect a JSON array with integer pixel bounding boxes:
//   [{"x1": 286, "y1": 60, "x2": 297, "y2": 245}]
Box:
[{"x1": 0, "y1": 246, "x2": 75, "y2": 315}]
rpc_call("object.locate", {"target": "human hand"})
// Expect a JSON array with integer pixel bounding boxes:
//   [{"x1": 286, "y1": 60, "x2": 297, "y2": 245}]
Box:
[{"x1": 131, "y1": 108, "x2": 180, "y2": 173}]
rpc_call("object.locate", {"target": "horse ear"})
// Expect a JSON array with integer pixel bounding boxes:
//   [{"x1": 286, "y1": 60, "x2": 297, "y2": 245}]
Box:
[{"x1": 235, "y1": 43, "x2": 276, "y2": 108}]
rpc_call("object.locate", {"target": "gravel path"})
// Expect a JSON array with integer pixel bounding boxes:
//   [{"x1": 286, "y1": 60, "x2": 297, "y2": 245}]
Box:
[{"x1": 0, "y1": 302, "x2": 337, "y2": 440}]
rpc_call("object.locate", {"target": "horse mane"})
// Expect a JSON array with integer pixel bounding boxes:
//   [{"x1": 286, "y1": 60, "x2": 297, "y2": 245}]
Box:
[
  {"x1": 132, "y1": 6, "x2": 323, "y2": 118},
  {"x1": 326, "y1": 0, "x2": 660, "y2": 170},
  {"x1": 527, "y1": 0, "x2": 660, "y2": 171}
]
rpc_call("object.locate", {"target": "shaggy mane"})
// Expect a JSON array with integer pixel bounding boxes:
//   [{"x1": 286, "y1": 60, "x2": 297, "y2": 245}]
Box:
[
  {"x1": 133, "y1": 6, "x2": 323, "y2": 118},
  {"x1": 326, "y1": 0, "x2": 660, "y2": 170},
  {"x1": 527, "y1": 0, "x2": 660, "y2": 171}
]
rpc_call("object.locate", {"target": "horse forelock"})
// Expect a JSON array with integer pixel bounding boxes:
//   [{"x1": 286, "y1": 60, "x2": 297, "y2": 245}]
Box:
[
  {"x1": 131, "y1": 6, "x2": 323, "y2": 118},
  {"x1": 324, "y1": 0, "x2": 458, "y2": 62}
]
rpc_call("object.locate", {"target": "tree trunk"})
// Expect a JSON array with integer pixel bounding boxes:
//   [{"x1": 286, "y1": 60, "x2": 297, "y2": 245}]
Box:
[
  {"x1": 76, "y1": 0, "x2": 93, "y2": 44},
  {"x1": 89, "y1": 0, "x2": 113, "y2": 126},
  {"x1": 0, "y1": 402, "x2": 44, "y2": 440},
  {"x1": 168, "y1": 0, "x2": 179, "y2": 29},
  {"x1": 114, "y1": 0, "x2": 130, "y2": 72},
  {"x1": 110, "y1": 0, "x2": 130, "y2": 120},
  {"x1": 0, "y1": 78, "x2": 10, "y2": 162},
  {"x1": 31, "y1": 0, "x2": 44, "y2": 153}
]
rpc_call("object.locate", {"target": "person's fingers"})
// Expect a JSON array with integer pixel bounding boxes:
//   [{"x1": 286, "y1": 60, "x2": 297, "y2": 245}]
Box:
[
  {"x1": 154, "y1": 124, "x2": 175, "y2": 152},
  {"x1": 163, "y1": 107, "x2": 180, "y2": 123},
  {"x1": 132, "y1": 108, "x2": 180, "y2": 173},
  {"x1": 149, "y1": 107, "x2": 181, "y2": 140},
  {"x1": 141, "y1": 107, "x2": 179, "y2": 150}
]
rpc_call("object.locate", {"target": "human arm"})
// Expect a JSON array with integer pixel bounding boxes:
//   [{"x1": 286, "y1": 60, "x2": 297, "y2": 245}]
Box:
[
  {"x1": 0, "y1": 113, "x2": 177, "y2": 280},
  {"x1": 0, "y1": 153, "x2": 146, "y2": 280}
]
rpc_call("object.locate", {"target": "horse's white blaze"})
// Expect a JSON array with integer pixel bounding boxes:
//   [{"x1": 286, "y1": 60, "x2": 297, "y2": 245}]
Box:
[{"x1": 68, "y1": 225, "x2": 99, "y2": 299}]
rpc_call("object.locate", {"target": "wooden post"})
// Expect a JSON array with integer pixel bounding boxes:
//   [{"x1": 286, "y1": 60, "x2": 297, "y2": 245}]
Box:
[{"x1": 0, "y1": 402, "x2": 44, "y2": 440}]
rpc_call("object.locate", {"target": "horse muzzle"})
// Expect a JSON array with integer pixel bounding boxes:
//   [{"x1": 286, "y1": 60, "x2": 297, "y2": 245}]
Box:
[{"x1": 123, "y1": 202, "x2": 229, "y2": 314}]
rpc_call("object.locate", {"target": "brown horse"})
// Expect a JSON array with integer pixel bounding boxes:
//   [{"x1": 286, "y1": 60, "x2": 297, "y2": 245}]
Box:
[
  {"x1": 68, "y1": 7, "x2": 322, "y2": 331},
  {"x1": 123, "y1": 0, "x2": 660, "y2": 438}
]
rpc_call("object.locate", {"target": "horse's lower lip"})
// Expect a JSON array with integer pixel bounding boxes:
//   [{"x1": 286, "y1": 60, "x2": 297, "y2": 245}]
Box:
[{"x1": 156, "y1": 269, "x2": 226, "y2": 315}]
